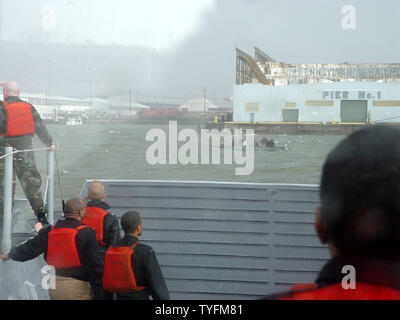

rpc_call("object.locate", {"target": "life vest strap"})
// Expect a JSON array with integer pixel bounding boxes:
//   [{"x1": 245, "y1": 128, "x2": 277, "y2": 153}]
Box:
[
  {"x1": 291, "y1": 283, "x2": 318, "y2": 292},
  {"x1": 128, "y1": 242, "x2": 146, "y2": 291},
  {"x1": 50, "y1": 224, "x2": 87, "y2": 231},
  {"x1": 130, "y1": 242, "x2": 139, "y2": 250}
]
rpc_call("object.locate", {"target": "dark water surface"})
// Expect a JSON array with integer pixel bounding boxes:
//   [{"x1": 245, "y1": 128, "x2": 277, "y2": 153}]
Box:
[{"x1": 23, "y1": 123, "x2": 344, "y2": 211}]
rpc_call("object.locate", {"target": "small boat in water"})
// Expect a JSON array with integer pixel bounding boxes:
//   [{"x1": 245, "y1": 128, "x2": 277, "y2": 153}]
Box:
[
  {"x1": 219, "y1": 136, "x2": 288, "y2": 151},
  {"x1": 255, "y1": 136, "x2": 289, "y2": 151},
  {"x1": 257, "y1": 144, "x2": 288, "y2": 151}
]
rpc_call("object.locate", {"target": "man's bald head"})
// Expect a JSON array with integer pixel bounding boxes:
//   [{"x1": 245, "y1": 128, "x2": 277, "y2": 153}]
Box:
[
  {"x1": 3, "y1": 81, "x2": 20, "y2": 99},
  {"x1": 65, "y1": 198, "x2": 86, "y2": 220}
]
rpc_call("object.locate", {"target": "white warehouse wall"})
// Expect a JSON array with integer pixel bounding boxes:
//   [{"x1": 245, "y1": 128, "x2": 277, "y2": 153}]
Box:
[{"x1": 233, "y1": 82, "x2": 400, "y2": 123}]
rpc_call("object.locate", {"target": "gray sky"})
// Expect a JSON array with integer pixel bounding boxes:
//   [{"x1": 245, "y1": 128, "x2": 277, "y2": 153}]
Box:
[
  {"x1": 1, "y1": 0, "x2": 214, "y2": 49},
  {"x1": 158, "y1": 0, "x2": 400, "y2": 97},
  {"x1": 1, "y1": 0, "x2": 399, "y2": 98}
]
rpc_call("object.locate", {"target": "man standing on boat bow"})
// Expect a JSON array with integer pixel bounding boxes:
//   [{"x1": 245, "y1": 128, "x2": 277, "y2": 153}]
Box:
[{"x1": 0, "y1": 81, "x2": 55, "y2": 231}]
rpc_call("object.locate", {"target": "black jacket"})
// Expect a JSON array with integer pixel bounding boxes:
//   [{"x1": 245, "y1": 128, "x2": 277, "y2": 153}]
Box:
[
  {"x1": 109, "y1": 235, "x2": 169, "y2": 300},
  {"x1": 8, "y1": 218, "x2": 104, "y2": 298},
  {"x1": 263, "y1": 255, "x2": 400, "y2": 299},
  {"x1": 86, "y1": 199, "x2": 121, "y2": 252}
]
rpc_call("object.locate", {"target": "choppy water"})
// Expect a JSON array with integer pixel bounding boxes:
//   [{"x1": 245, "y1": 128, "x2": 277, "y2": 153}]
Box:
[{"x1": 22, "y1": 123, "x2": 344, "y2": 211}]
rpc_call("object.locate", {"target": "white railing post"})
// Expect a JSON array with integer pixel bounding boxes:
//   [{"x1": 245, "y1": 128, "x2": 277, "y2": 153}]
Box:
[
  {"x1": 47, "y1": 149, "x2": 54, "y2": 225},
  {"x1": 2, "y1": 146, "x2": 13, "y2": 252}
]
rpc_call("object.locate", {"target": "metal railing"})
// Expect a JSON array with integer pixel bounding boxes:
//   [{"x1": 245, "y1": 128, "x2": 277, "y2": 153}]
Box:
[{"x1": 1, "y1": 146, "x2": 54, "y2": 253}]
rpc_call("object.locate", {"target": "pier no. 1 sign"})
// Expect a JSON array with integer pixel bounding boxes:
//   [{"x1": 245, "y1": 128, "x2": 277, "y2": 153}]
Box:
[{"x1": 322, "y1": 90, "x2": 382, "y2": 100}]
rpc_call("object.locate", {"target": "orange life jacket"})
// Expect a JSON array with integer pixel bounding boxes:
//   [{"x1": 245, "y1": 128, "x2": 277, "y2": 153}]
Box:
[
  {"x1": 103, "y1": 242, "x2": 146, "y2": 292},
  {"x1": 3, "y1": 101, "x2": 35, "y2": 137},
  {"x1": 82, "y1": 206, "x2": 108, "y2": 245},
  {"x1": 47, "y1": 225, "x2": 87, "y2": 268},
  {"x1": 281, "y1": 282, "x2": 400, "y2": 300}
]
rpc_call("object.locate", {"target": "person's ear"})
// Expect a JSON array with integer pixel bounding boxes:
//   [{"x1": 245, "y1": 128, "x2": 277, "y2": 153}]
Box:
[
  {"x1": 80, "y1": 208, "x2": 86, "y2": 219},
  {"x1": 315, "y1": 207, "x2": 329, "y2": 244}
]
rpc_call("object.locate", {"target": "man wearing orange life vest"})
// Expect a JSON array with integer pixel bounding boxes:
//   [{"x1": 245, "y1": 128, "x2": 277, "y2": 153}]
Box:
[
  {"x1": 83, "y1": 180, "x2": 121, "y2": 256},
  {"x1": 103, "y1": 210, "x2": 169, "y2": 300},
  {"x1": 0, "y1": 81, "x2": 55, "y2": 229},
  {"x1": 83, "y1": 180, "x2": 121, "y2": 300},
  {"x1": 0, "y1": 198, "x2": 103, "y2": 300},
  {"x1": 265, "y1": 125, "x2": 400, "y2": 300}
]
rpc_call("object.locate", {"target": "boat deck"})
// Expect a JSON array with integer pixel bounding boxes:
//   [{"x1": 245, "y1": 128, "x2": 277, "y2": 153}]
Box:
[{"x1": 0, "y1": 180, "x2": 329, "y2": 300}]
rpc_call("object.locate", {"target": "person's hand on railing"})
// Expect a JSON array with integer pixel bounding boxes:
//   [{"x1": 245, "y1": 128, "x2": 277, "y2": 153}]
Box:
[
  {"x1": 34, "y1": 222, "x2": 43, "y2": 232},
  {"x1": 50, "y1": 144, "x2": 56, "y2": 151},
  {"x1": 0, "y1": 253, "x2": 9, "y2": 260},
  {"x1": 36, "y1": 209, "x2": 49, "y2": 225}
]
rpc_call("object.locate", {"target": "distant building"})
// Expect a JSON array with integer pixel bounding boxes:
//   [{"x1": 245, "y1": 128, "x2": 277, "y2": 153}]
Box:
[
  {"x1": 108, "y1": 101, "x2": 150, "y2": 117},
  {"x1": 179, "y1": 98, "x2": 219, "y2": 113},
  {"x1": 106, "y1": 96, "x2": 150, "y2": 117},
  {"x1": 1, "y1": 93, "x2": 150, "y2": 120},
  {"x1": 0, "y1": 93, "x2": 91, "y2": 121},
  {"x1": 234, "y1": 47, "x2": 400, "y2": 124}
]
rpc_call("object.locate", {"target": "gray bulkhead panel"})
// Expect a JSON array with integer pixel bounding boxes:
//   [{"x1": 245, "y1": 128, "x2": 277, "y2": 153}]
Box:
[
  {"x1": 0, "y1": 181, "x2": 329, "y2": 300},
  {"x1": 80, "y1": 180, "x2": 329, "y2": 300}
]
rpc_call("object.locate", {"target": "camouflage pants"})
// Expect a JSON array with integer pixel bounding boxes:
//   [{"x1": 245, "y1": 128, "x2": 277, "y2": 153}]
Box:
[{"x1": 0, "y1": 147, "x2": 44, "y2": 225}]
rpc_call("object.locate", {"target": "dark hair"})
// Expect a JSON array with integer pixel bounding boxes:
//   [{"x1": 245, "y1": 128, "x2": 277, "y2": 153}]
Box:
[
  {"x1": 320, "y1": 125, "x2": 400, "y2": 258},
  {"x1": 121, "y1": 210, "x2": 142, "y2": 233},
  {"x1": 65, "y1": 198, "x2": 85, "y2": 217}
]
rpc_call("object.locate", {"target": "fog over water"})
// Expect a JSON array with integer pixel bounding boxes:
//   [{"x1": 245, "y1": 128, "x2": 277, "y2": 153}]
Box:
[
  {"x1": 0, "y1": 0, "x2": 399, "y2": 98},
  {"x1": 18, "y1": 124, "x2": 344, "y2": 211}
]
